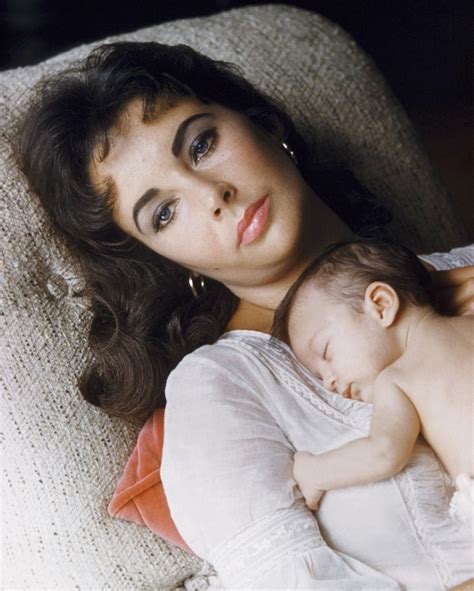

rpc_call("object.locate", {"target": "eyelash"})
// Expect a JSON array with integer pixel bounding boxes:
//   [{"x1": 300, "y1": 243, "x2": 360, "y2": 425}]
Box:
[
  {"x1": 323, "y1": 341, "x2": 329, "y2": 360},
  {"x1": 151, "y1": 128, "x2": 217, "y2": 233},
  {"x1": 190, "y1": 128, "x2": 217, "y2": 164},
  {"x1": 152, "y1": 200, "x2": 178, "y2": 233}
]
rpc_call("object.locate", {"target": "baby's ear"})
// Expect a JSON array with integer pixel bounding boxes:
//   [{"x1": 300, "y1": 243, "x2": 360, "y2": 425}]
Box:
[{"x1": 364, "y1": 282, "x2": 400, "y2": 327}]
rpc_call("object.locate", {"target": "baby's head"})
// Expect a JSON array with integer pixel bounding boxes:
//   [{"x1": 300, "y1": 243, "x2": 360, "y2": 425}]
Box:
[{"x1": 272, "y1": 240, "x2": 433, "y2": 402}]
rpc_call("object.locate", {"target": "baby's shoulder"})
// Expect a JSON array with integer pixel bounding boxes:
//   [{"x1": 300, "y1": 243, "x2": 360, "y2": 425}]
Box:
[
  {"x1": 374, "y1": 360, "x2": 414, "y2": 400},
  {"x1": 375, "y1": 363, "x2": 404, "y2": 389},
  {"x1": 380, "y1": 315, "x2": 472, "y2": 397},
  {"x1": 409, "y1": 315, "x2": 472, "y2": 362}
]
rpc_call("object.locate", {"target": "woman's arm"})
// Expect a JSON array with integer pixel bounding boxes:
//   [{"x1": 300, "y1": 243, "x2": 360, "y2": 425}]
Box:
[
  {"x1": 161, "y1": 349, "x2": 400, "y2": 589},
  {"x1": 293, "y1": 377, "x2": 420, "y2": 508}
]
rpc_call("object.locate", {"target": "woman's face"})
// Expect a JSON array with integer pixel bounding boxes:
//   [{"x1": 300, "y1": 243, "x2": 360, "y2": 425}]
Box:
[{"x1": 90, "y1": 97, "x2": 316, "y2": 291}]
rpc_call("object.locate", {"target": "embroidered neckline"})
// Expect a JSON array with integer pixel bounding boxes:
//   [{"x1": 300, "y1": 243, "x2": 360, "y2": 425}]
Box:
[{"x1": 219, "y1": 330, "x2": 373, "y2": 431}]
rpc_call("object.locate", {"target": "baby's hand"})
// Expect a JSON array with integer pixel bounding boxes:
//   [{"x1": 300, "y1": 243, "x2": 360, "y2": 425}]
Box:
[{"x1": 293, "y1": 452, "x2": 325, "y2": 510}]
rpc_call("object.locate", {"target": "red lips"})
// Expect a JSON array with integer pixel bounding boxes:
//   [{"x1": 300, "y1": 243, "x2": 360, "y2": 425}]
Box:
[{"x1": 237, "y1": 196, "x2": 270, "y2": 246}]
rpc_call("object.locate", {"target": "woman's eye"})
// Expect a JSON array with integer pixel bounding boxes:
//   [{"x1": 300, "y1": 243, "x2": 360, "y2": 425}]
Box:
[
  {"x1": 152, "y1": 202, "x2": 176, "y2": 233},
  {"x1": 191, "y1": 129, "x2": 216, "y2": 164}
]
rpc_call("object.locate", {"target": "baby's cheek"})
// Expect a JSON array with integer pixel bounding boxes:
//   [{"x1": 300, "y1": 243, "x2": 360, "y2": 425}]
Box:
[{"x1": 367, "y1": 363, "x2": 382, "y2": 384}]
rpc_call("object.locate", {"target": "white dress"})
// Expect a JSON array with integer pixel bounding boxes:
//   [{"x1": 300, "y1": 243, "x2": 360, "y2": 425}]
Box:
[{"x1": 161, "y1": 246, "x2": 474, "y2": 590}]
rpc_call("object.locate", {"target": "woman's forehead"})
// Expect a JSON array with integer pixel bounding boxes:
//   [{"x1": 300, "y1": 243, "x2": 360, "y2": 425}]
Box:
[
  {"x1": 90, "y1": 97, "x2": 201, "y2": 176},
  {"x1": 100, "y1": 97, "x2": 202, "y2": 154}
]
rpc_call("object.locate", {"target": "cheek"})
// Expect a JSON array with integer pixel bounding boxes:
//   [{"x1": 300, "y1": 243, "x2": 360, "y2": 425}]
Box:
[
  {"x1": 299, "y1": 351, "x2": 318, "y2": 375},
  {"x1": 157, "y1": 231, "x2": 219, "y2": 270},
  {"x1": 336, "y1": 336, "x2": 376, "y2": 377},
  {"x1": 146, "y1": 195, "x2": 219, "y2": 263},
  {"x1": 228, "y1": 119, "x2": 294, "y2": 184},
  {"x1": 362, "y1": 343, "x2": 390, "y2": 377},
  {"x1": 226, "y1": 143, "x2": 277, "y2": 188}
]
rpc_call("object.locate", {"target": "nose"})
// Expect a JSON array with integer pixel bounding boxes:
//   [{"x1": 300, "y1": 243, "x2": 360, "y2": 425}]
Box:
[
  {"x1": 211, "y1": 186, "x2": 233, "y2": 218},
  {"x1": 322, "y1": 369, "x2": 337, "y2": 392},
  {"x1": 194, "y1": 178, "x2": 235, "y2": 218}
]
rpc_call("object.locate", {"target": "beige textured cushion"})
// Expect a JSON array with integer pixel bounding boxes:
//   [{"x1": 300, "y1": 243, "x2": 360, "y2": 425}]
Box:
[{"x1": 0, "y1": 4, "x2": 465, "y2": 589}]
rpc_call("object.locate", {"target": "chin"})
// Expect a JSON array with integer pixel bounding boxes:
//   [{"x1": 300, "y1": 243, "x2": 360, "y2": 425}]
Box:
[{"x1": 257, "y1": 228, "x2": 299, "y2": 268}]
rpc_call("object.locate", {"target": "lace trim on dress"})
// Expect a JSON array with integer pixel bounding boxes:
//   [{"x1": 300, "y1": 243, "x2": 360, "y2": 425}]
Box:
[
  {"x1": 209, "y1": 503, "x2": 323, "y2": 589},
  {"x1": 216, "y1": 246, "x2": 474, "y2": 586},
  {"x1": 266, "y1": 340, "x2": 374, "y2": 430},
  {"x1": 218, "y1": 333, "x2": 474, "y2": 584},
  {"x1": 394, "y1": 444, "x2": 474, "y2": 588},
  {"x1": 221, "y1": 333, "x2": 374, "y2": 433}
]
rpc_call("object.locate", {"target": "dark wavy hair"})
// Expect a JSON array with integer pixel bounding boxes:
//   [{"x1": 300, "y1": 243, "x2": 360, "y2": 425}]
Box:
[
  {"x1": 272, "y1": 239, "x2": 433, "y2": 344},
  {"x1": 17, "y1": 42, "x2": 307, "y2": 423}
]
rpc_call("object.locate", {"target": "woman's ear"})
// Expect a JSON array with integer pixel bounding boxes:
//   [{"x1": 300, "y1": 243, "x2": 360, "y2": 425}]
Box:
[{"x1": 363, "y1": 282, "x2": 400, "y2": 327}]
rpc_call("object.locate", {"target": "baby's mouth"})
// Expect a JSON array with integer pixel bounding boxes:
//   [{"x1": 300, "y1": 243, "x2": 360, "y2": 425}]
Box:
[{"x1": 340, "y1": 385, "x2": 352, "y2": 399}]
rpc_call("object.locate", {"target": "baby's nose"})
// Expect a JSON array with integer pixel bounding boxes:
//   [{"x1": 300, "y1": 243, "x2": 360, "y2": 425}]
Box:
[{"x1": 323, "y1": 374, "x2": 337, "y2": 392}]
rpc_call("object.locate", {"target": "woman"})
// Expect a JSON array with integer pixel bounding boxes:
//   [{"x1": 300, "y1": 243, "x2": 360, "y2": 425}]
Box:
[{"x1": 18, "y1": 42, "x2": 473, "y2": 589}]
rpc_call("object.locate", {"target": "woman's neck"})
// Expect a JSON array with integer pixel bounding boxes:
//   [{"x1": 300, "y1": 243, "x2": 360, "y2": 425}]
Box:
[
  {"x1": 226, "y1": 202, "x2": 353, "y2": 333},
  {"x1": 225, "y1": 299, "x2": 275, "y2": 334}
]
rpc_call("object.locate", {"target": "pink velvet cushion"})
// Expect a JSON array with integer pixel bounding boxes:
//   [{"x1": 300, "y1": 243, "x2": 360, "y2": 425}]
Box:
[{"x1": 108, "y1": 408, "x2": 193, "y2": 553}]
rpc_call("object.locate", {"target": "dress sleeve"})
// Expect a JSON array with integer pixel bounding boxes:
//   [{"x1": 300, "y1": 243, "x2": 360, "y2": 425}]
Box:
[
  {"x1": 161, "y1": 352, "x2": 400, "y2": 590},
  {"x1": 419, "y1": 243, "x2": 474, "y2": 270}
]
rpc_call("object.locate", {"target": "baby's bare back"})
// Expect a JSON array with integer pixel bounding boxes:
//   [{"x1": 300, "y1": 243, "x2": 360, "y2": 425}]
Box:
[{"x1": 395, "y1": 315, "x2": 473, "y2": 480}]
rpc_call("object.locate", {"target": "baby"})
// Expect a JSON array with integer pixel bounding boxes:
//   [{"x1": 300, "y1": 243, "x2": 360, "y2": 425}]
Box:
[{"x1": 272, "y1": 239, "x2": 473, "y2": 525}]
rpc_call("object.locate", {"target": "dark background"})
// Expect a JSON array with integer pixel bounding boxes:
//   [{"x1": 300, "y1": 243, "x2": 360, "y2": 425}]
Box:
[{"x1": 1, "y1": 0, "x2": 472, "y2": 237}]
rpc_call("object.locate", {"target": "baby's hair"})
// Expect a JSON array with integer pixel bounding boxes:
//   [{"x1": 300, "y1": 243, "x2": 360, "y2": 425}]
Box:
[{"x1": 272, "y1": 239, "x2": 433, "y2": 344}]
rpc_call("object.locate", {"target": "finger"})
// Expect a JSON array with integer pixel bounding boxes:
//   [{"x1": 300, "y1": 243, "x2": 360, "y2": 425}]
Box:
[
  {"x1": 460, "y1": 300, "x2": 474, "y2": 316},
  {"x1": 445, "y1": 277, "x2": 474, "y2": 307},
  {"x1": 439, "y1": 292, "x2": 474, "y2": 315},
  {"x1": 432, "y1": 285, "x2": 453, "y2": 312},
  {"x1": 431, "y1": 265, "x2": 474, "y2": 287},
  {"x1": 433, "y1": 277, "x2": 474, "y2": 314}
]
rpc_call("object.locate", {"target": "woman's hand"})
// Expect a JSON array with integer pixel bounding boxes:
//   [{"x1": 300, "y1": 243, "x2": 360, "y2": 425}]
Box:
[
  {"x1": 430, "y1": 265, "x2": 474, "y2": 316},
  {"x1": 293, "y1": 452, "x2": 325, "y2": 510}
]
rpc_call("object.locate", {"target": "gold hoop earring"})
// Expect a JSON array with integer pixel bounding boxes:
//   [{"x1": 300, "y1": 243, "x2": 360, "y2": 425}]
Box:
[
  {"x1": 281, "y1": 141, "x2": 297, "y2": 165},
  {"x1": 188, "y1": 274, "x2": 207, "y2": 299}
]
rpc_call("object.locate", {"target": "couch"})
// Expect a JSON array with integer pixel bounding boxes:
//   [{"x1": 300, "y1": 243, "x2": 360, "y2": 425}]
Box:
[{"x1": 0, "y1": 4, "x2": 466, "y2": 589}]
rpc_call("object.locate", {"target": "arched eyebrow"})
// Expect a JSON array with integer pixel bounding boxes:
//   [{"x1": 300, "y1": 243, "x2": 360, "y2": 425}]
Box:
[
  {"x1": 133, "y1": 188, "x2": 159, "y2": 233},
  {"x1": 133, "y1": 112, "x2": 213, "y2": 233},
  {"x1": 171, "y1": 112, "x2": 212, "y2": 157}
]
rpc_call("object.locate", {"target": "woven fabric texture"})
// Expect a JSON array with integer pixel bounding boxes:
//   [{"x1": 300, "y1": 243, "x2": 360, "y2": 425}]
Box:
[{"x1": 0, "y1": 4, "x2": 465, "y2": 590}]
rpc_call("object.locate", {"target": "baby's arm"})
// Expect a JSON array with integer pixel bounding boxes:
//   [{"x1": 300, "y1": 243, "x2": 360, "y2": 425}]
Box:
[{"x1": 293, "y1": 375, "x2": 420, "y2": 509}]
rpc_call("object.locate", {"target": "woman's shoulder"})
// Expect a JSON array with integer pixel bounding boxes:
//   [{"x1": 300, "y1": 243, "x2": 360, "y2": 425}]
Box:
[
  {"x1": 162, "y1": 331, "x2": 292, "y2": 454},
  {"x1": 165, "y1": 330, "x2": 288, "y2": 403},
  {"x1": 169, "y1": 330, "x2": 272, "y2": 376}
]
